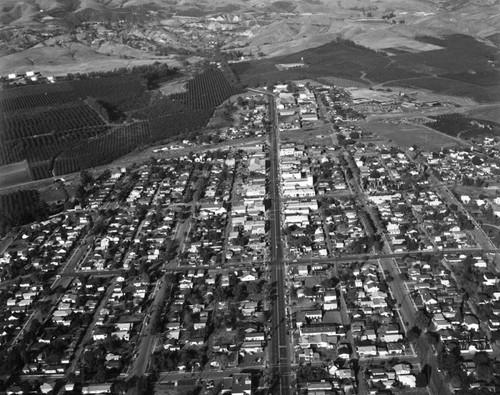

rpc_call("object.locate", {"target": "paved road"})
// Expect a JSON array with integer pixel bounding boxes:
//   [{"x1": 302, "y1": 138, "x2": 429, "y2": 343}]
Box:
[
  {"x1": 0, "y1": 230, "x2": 17, "y2": 255},
  {"x1": 266, "y1": 90, "x2": 292, "y2": 394},
  {"x1": 379, "y1": 257, "x2": 451, "y2": 395},
  {"x1": 127, "y1": 274, "x2": 170, "y2": 383},
  {"x1": 67, "y1": 278, "x2": 117, "y2": 375}
]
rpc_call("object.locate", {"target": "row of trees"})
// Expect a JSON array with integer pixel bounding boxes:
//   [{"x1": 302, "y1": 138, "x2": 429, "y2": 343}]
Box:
[
  {"x1": 0, "y1": 190, "x2": 49, "y2": 236},
  {"x1": 65, "y1": 62, "x2": 178, "y2": 88}
]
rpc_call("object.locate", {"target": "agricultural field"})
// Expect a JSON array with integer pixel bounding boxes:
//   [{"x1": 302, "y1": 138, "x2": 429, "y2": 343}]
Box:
[
  {"x1": 231, "y1": 38, "x2": 420, "y2": 87},
  {"x1": 362, "y1": 119, "x2": 465, "y2": 149},
  {"x1": 0, "y1": 161, "x2": 31, "y2": 189},
  {"x1": 425, "y1": 113, "x2": 500, "y2": 140},
  {"x1": 0, "y1": 189, "x2": 48, "y2": 235},
  {"x1": 0, "y1": 66, "x2": 244, "y2": 183}
]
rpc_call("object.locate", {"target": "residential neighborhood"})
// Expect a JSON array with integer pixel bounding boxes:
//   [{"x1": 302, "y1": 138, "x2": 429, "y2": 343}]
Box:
[{"x1": 1, "y1": 80, "x2": 500, "y2": 395}]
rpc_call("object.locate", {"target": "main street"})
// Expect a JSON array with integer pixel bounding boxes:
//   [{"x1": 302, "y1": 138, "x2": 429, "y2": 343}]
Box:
[{"x1": 266, "y1": 90, "x2": 293, "y2": 394}]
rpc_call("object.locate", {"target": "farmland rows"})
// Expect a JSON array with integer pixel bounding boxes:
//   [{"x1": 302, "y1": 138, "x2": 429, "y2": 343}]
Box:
[
  {"x1": 69, "y1": 76, "x2": 153, "y2": 111},
  {"x1": 425, "y1": 113, "x2": 500, "y2": 139},
  {"x1": 0, "y1": 90, "x2": 82, "y2": 112},
  {"x1": 1, "y1": 66, "x2": 242, "y2": 181},
  {"x1": 0, "y1": 141, "x2": 25, "y2": 165},
  {"x1": 53, "y1": 121, "x2": 151, "y2": 176},
  {"x1": 0, "y1": 125, "x2": 110, "y2": 166},
  {"x1": 0, "y1": 190, "x2": 47, "y2": 231},
  {"x1": 149, "y1": 108, "x2": 214, "y2": 141},
  {"x1": 131, "y1": 97, "x2": 187, "y2": 120},
  {"x1": 172, "y1": 68, "x2": 244, "y2": 110},
  {"x1": 1, "y1": 103, "x2": 105, "y2": 142},
  {"x1": 28, "y1": 160, "x2": 53, "y2": 180},
  {"x1": 23, "y1": 126, "x2": 110, "y2": 153},
  {"x1": 0, "y1": 75, "x2": 152, "y2": 113}
]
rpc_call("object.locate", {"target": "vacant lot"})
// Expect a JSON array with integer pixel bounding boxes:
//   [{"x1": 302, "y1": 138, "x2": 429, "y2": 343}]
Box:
[
  {"x1": 0, "y1": 161, "x2": 31, "y2": 189},
  {"x1": 362, "y1": 120, "x2": 464, "y2": 149},
  {"x1": 281, "y1": 123, "x2": 334, "y2": 146}
]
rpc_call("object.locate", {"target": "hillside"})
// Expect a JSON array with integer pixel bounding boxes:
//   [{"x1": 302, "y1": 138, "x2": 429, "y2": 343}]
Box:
[{"x1": 0, "y1": 0, "x2": 498, "y2": 62}]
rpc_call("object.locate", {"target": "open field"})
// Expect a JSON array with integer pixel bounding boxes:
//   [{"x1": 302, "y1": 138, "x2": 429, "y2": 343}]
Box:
[
  {"x1": 0, "y1": 161, "x2": 31, "y2": 189},
  {"x1": 465, "y1": 105, "x2": 500, "y2": 123},
  {"x1": 387, "y1": 76, "x2": 500, "y2": 103},
  {"x1": 362, "y1": 119, "x2": 465, "y2": 149},
  {"x1": 392, "y1": 34, "x2": 498, "y2": 75},
  {"x1": 280, "y1": 123, "x2": 335, "y2": 146},
  {"x1": 0, "y1": 43, "x2": 183, "y2": 77}
]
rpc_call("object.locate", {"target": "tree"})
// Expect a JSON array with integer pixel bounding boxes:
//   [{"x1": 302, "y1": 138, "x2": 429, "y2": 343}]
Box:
[
  {"x1": 98, "y1": 169, "x2": 112, "y2": 182},
  {"x1": 471, "y1": 156, "x2": 483, "y2": 166},
  {"x1": 80, "y1": 170, "x2": 94, "y2": 186},
  {"x1": 233, "y1": 282, "x2": 248, "y2": 301},
  {"x1": 425, "y1": 331, "x2": 440, "y2": 346},
  {"x1": 297, "y1": 365, "x2": 330, "y2": 382},
  {"x1": 415, "y1": 309, "x2": 432, "y2": 330},
  {"x1": 406, "y1": 326, "x2": 421, "y2": 342},
  {"x1": 474, "y1": 352, "x2": 494, "y2": 381}
]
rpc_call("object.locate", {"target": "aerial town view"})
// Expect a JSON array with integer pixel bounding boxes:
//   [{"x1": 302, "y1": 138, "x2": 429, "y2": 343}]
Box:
[{"x1": 0, "y1": 0, "x2": 499, "y2": 394}]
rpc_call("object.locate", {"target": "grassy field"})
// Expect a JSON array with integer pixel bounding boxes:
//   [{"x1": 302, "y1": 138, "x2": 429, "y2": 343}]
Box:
[
  {"x1": 389, "y1": 76, "x2": 500, "y2": 103},
  {"x1": 362, "y1": 120, "x2": 465, "y2": 149},
  {"x1": 0, "y1": 161, "x2": 31, "y2": 189},
  {"x1": 0, "y1": 43, "x2": 183, "y2": 78},
  {"x1": 465, "y1": 105, "x2": 500, "y2": 123},
  {"x1": 280, "y1": 123, "x2": 334, "y2": 146},
  {"x1": 393, "y1": 34, "x2": 498, "y2": 75}
]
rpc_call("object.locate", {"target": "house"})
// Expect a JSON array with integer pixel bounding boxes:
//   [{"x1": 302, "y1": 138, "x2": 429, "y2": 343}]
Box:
[
  {"x1": 432, "y1": 313, "x2": 452, "y2": 330},
  {"x1": 245, "y1": 332, "x2": 265, "y2": 342},
  {"x1": 200, "y1": 203, "x2": 227, "y2": 216},
  {"x1": 460, "y1": 195, "x2": 471, "y2": 204},
  {"x1": 92, "y1": 329, "x2": 108, "y2": 341},
  {"x1": 398, "y1": 374, "x2": 417, "y2": 388},
  {"x1": 305, "y1": 381, "x2": 333, "y2": 391},
  {"x1": 393, "y1": 363, "x2": 411, "y2": 375},
  {"x1": 6, "y1": 387, "x2": 23, "y2": 395},
  {"x1": 240, "y1": 341, "x2": 263, "y2": 354},
  {"x1": 112, "y1": 331, "x2": 130, "y2": 341},
  {"x1": 305, "y1": 310, "x2": 323, "y2": 321},
  {"x1": 337, "y1": 344, "x2": 352, "y2": 359},
  {"x1": 81, "y1": 383, "x2": 113, "y2": 394},
  {"x1": 357, "y1": 345, "x2": 377, "y2": 357},
  {"x1": 335, "y1": 368, "x2": 355, "y2": 379},
  {"x1": 387, "y1": 343, "x2": 404, "y2": 355},
  {"x1": 240, "y1": 272, "x2": 257, "y2": 282},
  {"x1": 323, "y1": 290, "x2": 337, "y2": 303},
  {"x1": 40, "y1": 383, "x2": 53, "y2": 394},
  {"x1": 483, "y1": 272, "x2": 497, "y2": 286},
  {"x1": 463, "y1": 315, "x2": 480, "y2": 331},
  {"x1": 380, "y1": 332, "x2": 403, "y2": 343},
  {"x1": 221, "y1": 373, "x2": 252, "y2": 395},
  {"x1": 297, "y1": 265, "x2": 309, "y2": 276}
]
